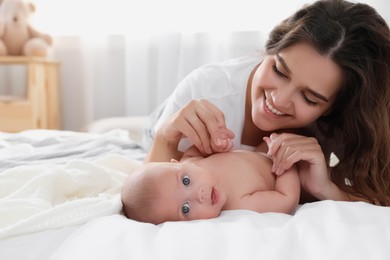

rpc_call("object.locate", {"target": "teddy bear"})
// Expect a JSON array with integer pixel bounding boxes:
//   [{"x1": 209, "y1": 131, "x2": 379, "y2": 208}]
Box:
[{"x1": 0, "y1": 0, "x2": 52, "y2": 57}]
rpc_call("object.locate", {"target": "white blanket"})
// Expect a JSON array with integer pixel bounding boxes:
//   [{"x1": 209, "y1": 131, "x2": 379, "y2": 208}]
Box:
[
  {"x1": 51, "y1": 201, "x2": 390, "y2": 260},
  {"x1": 0, "y1": 129, "x2": 145, "y2": 171},
  {"x1": 0, "y1": 143, "x2": 141, "y2": 239}
]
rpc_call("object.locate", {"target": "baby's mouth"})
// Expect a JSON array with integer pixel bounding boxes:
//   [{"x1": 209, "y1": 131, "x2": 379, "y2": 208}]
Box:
[{"x1": 211, "y1": 187, "x2": 218, "y2": 205}]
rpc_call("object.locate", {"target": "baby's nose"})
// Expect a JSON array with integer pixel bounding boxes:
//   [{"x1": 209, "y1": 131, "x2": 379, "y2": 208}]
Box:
[{"x1": 197, "y1": 187, "x2": 204, "y2": 203}]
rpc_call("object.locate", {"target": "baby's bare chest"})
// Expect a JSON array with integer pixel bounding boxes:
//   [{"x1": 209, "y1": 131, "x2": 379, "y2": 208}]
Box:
[{"x1": 213, "y1": 151, "x2": 275, "y2": 191}]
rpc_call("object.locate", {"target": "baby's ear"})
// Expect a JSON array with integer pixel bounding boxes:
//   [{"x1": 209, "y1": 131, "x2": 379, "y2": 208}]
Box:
[{"x1": 170, "y1": 159, "x2": 179, "y2": 163}]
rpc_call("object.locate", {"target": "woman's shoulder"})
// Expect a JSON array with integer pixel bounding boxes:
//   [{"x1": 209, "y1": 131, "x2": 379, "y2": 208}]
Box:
[
  {"x1": 197, "y1": 55, "x2": 262, "y2": 75},
  {"x1": 183, "y1": 55, "x2": 261, "y2": 95}
]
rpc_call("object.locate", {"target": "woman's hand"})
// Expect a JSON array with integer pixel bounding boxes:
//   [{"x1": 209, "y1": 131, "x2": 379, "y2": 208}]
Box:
[
  {"x1": 263, "y1": 133, "x2": 332, "y2": 199},
  {"x1": 158, "y1": 99, "x2": 234, "y2": 155}
]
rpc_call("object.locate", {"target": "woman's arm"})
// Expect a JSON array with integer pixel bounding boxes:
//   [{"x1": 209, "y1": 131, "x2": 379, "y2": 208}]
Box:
[
  {"x1": 305, "y1": 169, "x2": 370, "y2": 203},
  {"x1": 144, "y1": 128, "x2": 183, "y2": 162},
  {"x1": 150, "y1": 99, "x2": 234, "y2": 159},
  {"x1": 144, "y1": 104, "x2": 233, "y2": 162},
  {"x1": 263, "y1": 133, "x2": 368, "y2": 202}
]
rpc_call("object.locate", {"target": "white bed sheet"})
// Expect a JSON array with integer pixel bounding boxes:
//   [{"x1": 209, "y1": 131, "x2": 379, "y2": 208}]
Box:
[
  {"x1": 0, "y1": 225, "x2": 81, "y2": 260},
  {"x1": 51, "y1": 201, "x2": 390, "y2": 260},
  {"x1": 1, "y1": 129, "x2": 390, "y2": 260}
]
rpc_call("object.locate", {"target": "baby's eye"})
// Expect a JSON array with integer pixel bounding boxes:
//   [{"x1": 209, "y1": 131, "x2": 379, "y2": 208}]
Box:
[
  {"x1": 182, "y1": 175, "x2": 190, "y2": 186},
  {"x1": 182, "y1": 202, "x2": 190, "y2": 215}
]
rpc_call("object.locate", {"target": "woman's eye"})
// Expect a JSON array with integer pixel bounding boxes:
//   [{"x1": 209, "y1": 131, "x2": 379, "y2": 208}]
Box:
[
  {"x1": 301, "y1": 91, "x2": 318, "y2": 106},
  {"x1": 182, "y1": 202, "x2": 190, "y2": 215},
  {"x1": 272, "y1": 64, "x2": 287, "y2": 78},
  {"x1": 182, "y1": 175, "x2": 190, "y2": 186}
]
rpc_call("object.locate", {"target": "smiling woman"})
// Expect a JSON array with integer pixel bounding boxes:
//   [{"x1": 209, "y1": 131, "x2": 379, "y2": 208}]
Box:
[
  {"x1": 145, "y1": 0, "x2": 390, "y2": 206},
  {"x1": 250, "y1": 43, "x2": 342, "y2": 133}
]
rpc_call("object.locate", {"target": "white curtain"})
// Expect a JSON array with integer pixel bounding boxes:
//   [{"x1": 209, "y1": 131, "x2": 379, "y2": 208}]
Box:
[
  {"x1": 52, "y1": 31, "x2": 265, "y2": 131},
  {"x1": 30, "y1": 0, "x2": 389, "y2": 131}
]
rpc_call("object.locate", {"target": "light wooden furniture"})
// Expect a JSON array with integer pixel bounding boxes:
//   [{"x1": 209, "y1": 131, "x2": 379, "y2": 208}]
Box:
[{"x1": 0, "y1": 56, "x2": 60, "y2": 132}]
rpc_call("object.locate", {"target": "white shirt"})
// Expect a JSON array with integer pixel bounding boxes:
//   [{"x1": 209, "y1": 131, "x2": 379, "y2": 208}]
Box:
[{"x1": 148, "y1": 55, "x2": 263, "y2": 152}]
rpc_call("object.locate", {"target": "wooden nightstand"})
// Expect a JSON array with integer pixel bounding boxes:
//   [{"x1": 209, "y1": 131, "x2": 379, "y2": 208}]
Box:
[{"x1": 0, "y1": 56, "x2": 60, "y2": 132}]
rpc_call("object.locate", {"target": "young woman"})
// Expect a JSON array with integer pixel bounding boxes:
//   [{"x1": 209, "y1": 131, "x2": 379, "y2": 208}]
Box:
[{"x1": 144, "y1": 0, "x2": 390, "y2": 205}]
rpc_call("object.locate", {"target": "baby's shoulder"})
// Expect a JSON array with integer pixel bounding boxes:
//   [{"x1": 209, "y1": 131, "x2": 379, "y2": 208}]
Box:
[{"x1": 232, "y1": 149, "x2": 271, "y2": 161}]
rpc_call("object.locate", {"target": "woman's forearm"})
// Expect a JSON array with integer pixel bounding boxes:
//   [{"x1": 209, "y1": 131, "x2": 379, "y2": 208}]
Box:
[
  {"x1": 313, "y1": 181, "x2": 369, "y2": 203},
  {"x1": 144, "y1": 133, "x2": 181, "y2": 162}
]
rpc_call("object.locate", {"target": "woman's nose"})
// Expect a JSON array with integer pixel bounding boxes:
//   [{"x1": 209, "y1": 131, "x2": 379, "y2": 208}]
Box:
[{"x1": 272, "y1": 88, "x2": 293, "y2": 110}]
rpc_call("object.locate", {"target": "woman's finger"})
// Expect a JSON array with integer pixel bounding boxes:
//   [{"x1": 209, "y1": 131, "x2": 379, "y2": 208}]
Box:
[
  {"x1": 275, "y1": 144, "x2": 322, "y2": 175},
  {"x1": 266, "y1": 133, "x2": 321, "y2": 174},
  {"x1": 192, "y1": 99, "x2": 234, "y2": 152}
]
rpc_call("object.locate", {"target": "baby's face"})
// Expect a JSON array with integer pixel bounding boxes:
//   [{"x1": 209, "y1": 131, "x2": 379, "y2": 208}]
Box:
[{"x1": 150, "y1": 161, "x2": 227, "y2": 222}]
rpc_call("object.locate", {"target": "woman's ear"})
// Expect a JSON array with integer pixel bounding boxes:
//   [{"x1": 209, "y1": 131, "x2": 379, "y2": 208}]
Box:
[{"x1": 170, "y1": 159, "x2": 179, "y2": 163}]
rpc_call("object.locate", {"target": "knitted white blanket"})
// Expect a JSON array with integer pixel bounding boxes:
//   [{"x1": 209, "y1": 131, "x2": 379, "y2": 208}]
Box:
[
  {"x1": 0, "y1": 130, "x2": 143, "y2": 239},
  {"x1": 0, "y1": 154, "x2": 141, "y2": 239}
]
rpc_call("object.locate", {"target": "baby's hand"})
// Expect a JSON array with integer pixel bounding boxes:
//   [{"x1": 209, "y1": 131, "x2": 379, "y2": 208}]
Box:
[{"x1": 211, "y1": 128, "x2": 234, "y2": 153}]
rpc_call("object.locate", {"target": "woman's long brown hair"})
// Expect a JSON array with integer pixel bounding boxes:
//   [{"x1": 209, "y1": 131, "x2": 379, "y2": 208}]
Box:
[{"x1": 266, "y1": 0, "x2": 390, "y2": 205}]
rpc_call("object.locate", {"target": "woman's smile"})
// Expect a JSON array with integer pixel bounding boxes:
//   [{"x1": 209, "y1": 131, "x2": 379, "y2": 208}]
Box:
[{"x1": 265, "y1": 98, "x2": 286, "y2": 116}]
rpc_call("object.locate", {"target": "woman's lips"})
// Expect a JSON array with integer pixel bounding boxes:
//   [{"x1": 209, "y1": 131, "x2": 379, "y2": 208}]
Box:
[
  {"x1": 262, "y1": 96, "x2": 288, "y2": 118},
  {"x1": 265, "y1": 99, "x2": 285, "y2": 116}
]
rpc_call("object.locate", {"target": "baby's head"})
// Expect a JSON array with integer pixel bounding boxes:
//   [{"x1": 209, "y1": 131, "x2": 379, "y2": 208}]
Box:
[
  {"x1": 121, "y1": 163, "x2": 163, "y2": 224},
  {"x1": 121, "y1": 161, "x2": 226, "y2": 224}
]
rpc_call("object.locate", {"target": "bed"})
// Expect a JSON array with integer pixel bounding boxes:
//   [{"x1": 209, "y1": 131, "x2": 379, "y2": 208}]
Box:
[{"x1": 1, "y1": 126, "x2": 390, "y2": 260}]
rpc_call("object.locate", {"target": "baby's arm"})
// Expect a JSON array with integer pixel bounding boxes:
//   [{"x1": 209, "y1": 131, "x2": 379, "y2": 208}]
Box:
[{"x1": 240, "y1": 165, "x2": 301, "y2": 214}]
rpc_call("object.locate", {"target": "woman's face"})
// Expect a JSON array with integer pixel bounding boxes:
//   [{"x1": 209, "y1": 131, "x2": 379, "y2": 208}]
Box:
[{"x1": 251, "y1": 42, "x2": 343, "y2": 131}]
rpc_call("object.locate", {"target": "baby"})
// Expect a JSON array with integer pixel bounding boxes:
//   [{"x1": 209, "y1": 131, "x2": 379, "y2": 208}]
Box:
[{"x1": 121, "y1": 145, "x2": 300, "y2": 224}]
